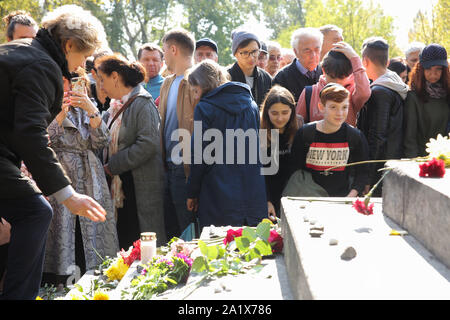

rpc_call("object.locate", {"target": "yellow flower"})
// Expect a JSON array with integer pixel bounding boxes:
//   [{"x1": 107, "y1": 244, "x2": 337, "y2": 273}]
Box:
[
  {"x1": 35, "y1": 296, "x2": 43, "y2": 300},
  {"x1": 425, "y1": 134, "x2": 450, "y2": 167},
  {"x1": 104, "y1": 257, "x2": 129, "y2": 281},
  {"x1": 93, "y1": 291, "x2": 110, "y2": 300},
  {"x1": 70, "y1": 292, "x2": 84, "y2": 300}
]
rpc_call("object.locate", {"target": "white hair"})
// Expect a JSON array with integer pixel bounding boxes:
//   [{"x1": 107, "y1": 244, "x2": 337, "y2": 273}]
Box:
[
  {"x1": 266, "y1": 41, "x2": 282, "y2": 52},
  {"x1": 405, "y1": 42, "x2": 425, "y2": 57},
  {"x1": 290, "y1": 27, "x2": 324, "y2": 50}
]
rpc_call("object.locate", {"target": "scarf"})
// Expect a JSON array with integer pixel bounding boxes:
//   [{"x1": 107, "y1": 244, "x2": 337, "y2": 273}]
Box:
[
  {"x1": 35, "y1": 28, "x2": 72, "y2": 80},
  {"x1": 425, "y1": 81, "x2": 447, "y2": 99},
  {"x1": 66, "y1": 106, "x2": 91, "y2": 140},
  {"x1": 105, "y1": 99, "x2": 125, "y2": 216}
]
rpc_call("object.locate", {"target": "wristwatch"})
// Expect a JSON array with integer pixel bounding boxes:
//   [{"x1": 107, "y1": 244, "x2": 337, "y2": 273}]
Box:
[{"x1": 89, "y1": 111, "x2": 100, "y2": 119}]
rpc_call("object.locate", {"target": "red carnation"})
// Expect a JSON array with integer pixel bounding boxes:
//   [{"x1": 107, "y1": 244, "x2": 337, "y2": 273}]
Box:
[
  {"x1": 120, "y1": 239, "x2": 141, "y2": 266},
  {"x1": 352, "y1": 199, "x2": 374, "y2": 216},
  {"x1": 419, "y1": 158, "x2": 446, "y2": 178},
  {"x1": 223, "y1": 228, "x2": 243, "y2": 245},
  {"x1": 268, "y1": 229, "x2": 283, "y2": 253}
]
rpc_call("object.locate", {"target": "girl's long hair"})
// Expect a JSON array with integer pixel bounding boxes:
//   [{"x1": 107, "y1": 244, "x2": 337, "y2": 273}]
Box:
[
  {"x1": 260, "y1": 85, "x2": 299, "y2": 148},
  {"x1": 408, "y1": 62, "x2": 450, "y2": 102}
]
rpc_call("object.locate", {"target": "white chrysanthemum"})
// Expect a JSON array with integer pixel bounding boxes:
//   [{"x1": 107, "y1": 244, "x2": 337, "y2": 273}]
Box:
[{"x1": 425, "y1": 133, "x2": 450, "y2": 167}]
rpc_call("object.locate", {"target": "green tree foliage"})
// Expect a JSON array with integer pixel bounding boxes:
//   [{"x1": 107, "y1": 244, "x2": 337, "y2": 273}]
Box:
[
  {"x1": 1, "y1": 0, "x2": 106, "y2": 43},
  {"x1": 180, "y1": 0, "x2": 252, "y2": 66},
  {"x1": 102, "y1": 0, "x2": 173, "y2": 59},
  {"x1": 275, "y1": 0, "x2": 401, "y2": 57},
  {"x1": 408, "y1": 0, "x2": 449, "y2": 52},
  {"x1": 255, "y1": 0, "x2": 305, "y2": 39}
]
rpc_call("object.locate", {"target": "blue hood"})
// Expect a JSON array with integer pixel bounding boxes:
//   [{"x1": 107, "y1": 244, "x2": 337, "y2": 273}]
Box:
[{"x1": 200, "y1": 81, "x2": 255, "y2": 115}]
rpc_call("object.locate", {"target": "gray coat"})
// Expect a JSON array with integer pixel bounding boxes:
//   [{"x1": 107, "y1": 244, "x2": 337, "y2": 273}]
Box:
[{"x1": 105, "y1": 85, "x2": 167, "y2": 246}]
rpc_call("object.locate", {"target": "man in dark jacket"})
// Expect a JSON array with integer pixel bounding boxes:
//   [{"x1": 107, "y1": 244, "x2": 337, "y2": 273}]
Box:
[
  {"x1": 227, "y1": 30, "x2": 272, "y2": 109},
  {"x1": 0, "y1": 29, "x2": 106, "y2": 299},
  {"x1": 357, "y1": 37, "x2": 408, "y2": 196},
  {"x1": 272, "y1": 27, "x2": 323, "y2": 103}
]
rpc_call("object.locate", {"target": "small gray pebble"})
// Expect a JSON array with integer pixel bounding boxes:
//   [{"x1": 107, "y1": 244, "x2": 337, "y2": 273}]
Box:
[
  {"x1": 340, "y1": 246, "x2": 357, "y2": 260},
  {"x1": 329, "y1": 238, "x2": 338, "y2": 246}
]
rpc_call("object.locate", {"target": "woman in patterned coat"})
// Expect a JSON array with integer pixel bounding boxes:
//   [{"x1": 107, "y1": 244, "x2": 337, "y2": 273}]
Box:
[{"x1": 43, "y1": 76, "x2": 119, "y2": 282}]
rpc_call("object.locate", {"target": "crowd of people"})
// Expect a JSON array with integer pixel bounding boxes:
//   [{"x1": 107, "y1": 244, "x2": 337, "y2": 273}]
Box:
[{"x1": 0, "y1": 5, "x2": 449, "y2": 300}]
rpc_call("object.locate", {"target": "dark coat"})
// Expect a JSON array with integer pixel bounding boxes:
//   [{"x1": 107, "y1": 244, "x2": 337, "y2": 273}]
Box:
[
  {"x1": 104, "y1": 85, "x2": 167, "y2": 245},
  {"x1": 0, "y1": 29, "x2": 72, "y2": 199},
  {"x1": 187, "y1": 82, "x2": 267, "y2": 228},
  {"x1": 272, "y1": 58, "x2": 322, "y2": 103},
  {"x1": 227, "y1": 62, "x2": 272, "y2": 109},
  {"x1": 357, "y1": 85, "x2": 405, "y2": 187}
]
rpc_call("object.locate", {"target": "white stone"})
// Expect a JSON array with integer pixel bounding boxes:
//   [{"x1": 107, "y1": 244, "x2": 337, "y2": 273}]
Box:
[{"x1": 329, "y1": 238, "x2": 338, "y2": 246}]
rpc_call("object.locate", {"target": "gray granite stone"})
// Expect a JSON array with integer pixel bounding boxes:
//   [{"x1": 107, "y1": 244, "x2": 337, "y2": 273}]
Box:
[
  {"x1": 280, "y1": 196, "x2": 450, "y2": 299},
  {"x1": 383, "y1": 160, "x2": 450, "y2": 269}
]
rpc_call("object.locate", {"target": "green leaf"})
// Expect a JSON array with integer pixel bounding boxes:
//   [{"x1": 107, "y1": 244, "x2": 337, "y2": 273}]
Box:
[
  {"x1": 217, "y1": 245, "x2": 226, "y2": 258},
  {"x1": 249, "y1": 248, "x2": 262, "y2": 261},
  {"x1": 242, "y1": 227, "x2": 257, "y2": 242},
  {"x1": 206, "y1": 245, "x2": 219, "y2": 260},
  {"x1": 256, "y1": 222, "x2": 271, "y2": 241},
  {"x1": 198, "y1": 240, "x2": 208, "y2": 256},
  {"x1": 192, "y1": 256, "x2": 207, "y2": 273},
  {"x1": 254, "y1": 240, "x2": 273, "y2": 256},
  {"x1": 75, "y1": 284, "x2": 83, "y2": 293},
  {"x1": 235, "y1": 236, "x2": 250, "y2": 252}
]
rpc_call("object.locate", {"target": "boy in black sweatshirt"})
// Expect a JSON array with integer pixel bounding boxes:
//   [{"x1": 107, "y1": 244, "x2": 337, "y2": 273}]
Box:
[{"x1": 290, "y1": 83, "x2": 369, "y2": 197}]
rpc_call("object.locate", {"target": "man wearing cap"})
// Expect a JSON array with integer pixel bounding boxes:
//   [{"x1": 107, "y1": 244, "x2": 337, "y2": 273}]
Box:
[
  {"x1": 273, "y1": 27, "x2": 323, "y2": 103},
  {"x1": 194, "y1": 38, "x2": 218, "y2": 64},
  {"x1": 257, "y1": 41, "x2": 269, "y2": 70},
  {"x1": 227, "y1": 30, "x2": 272, "y2": 108}
]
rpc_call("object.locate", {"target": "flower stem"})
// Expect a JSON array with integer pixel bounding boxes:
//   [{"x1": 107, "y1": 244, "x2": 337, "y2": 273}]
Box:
[{"x1": 323, "y1": 157, "x2": 428, "y2": 173}]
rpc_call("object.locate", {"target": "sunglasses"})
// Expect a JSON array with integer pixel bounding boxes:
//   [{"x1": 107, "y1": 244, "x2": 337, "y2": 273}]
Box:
[{"x1": 269, "y1": 55, "x2": 282, "y2": 61}]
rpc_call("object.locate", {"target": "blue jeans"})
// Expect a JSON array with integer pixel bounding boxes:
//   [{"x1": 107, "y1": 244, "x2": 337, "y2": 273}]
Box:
[
  {"x1": 0, "y1": 194, "x2": 53, "y2": 300},
  {"x1": 164, "y1": 162, "x2": 194, "y2": 241}
]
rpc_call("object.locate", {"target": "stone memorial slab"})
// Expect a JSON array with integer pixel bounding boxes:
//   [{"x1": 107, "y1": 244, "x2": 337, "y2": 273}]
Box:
[
  {"x1": 66, "y1": 226, "x2": 294, "y2": 300},
  {"x1": 383, "y1": 160, "x2": 450, "y2": 269},
  {"x1": 281, "y1": 197, "x2": 450, "y2": 300}
]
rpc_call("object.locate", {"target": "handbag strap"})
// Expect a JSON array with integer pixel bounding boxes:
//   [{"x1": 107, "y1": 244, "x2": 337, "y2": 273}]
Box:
[{"x1": 108, "y1": 94, "x2": 139, "y2": 130}]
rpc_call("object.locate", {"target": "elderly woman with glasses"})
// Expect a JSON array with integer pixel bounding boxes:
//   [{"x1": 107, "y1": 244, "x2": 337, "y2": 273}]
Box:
[
  {"x1": 227, "y1": 30, "x2": 272, "y2": 109},
  {"x1": 265, "y1": 41, "x2": 283, "y2": 77}
]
